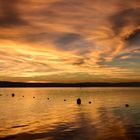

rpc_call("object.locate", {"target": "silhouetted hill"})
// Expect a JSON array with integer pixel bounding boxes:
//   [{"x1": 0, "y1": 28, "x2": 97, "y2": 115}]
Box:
[{"x1": 0, "y1": 81, "x2": 140, "y2": 87}]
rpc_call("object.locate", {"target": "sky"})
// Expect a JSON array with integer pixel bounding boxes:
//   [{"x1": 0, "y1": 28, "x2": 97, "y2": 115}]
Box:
[{"x1": 0, "y1": 0, "x2": 140, "y2": 83}]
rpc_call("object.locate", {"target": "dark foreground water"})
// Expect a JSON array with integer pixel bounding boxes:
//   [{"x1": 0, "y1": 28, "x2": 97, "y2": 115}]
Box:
[{"x1": 0, "y1": 87, "x2": 140, "y2": 140}]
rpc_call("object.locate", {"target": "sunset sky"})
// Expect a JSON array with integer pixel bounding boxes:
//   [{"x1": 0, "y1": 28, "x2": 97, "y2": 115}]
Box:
[{"x1": 0, "y1": 0, "x2": 140, "y2": 83}]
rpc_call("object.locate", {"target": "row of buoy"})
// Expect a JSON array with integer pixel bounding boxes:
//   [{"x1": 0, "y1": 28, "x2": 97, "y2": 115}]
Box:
[
  {"x1": 10, "y1": 93, "x2": 129, "y2": 107},
  {"x1": 10, "y1": 94, "x2": 89, "y2": 104},
  {"x1": 76, "y1": 98, "x2": 130, "y2": 107},
  {"x1": 76, "y1": 98, "x2": 91, "y2": 104}
]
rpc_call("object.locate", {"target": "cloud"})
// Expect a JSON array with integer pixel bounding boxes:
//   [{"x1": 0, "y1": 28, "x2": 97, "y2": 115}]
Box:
[
  {"x1": 0, "y1": 0, "x2": 28, "y2": 27},
  {"x1": 56, "y1": 33, "x2": 81, "y2": 46},
  {"x1": 54, "y1": 33, "x2": 92, "y2": 56},
  {"x1": 110, "y1": 7, "x2": 140, "y2": 35},
  {"x1": 0, "y1": 0, "x2": 140, "y2": 82},
  {"x1": 125, "y1": 29, "x2": 140, "y2": 47}
]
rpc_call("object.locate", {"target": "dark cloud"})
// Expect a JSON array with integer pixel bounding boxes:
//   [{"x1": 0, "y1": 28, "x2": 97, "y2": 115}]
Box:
[
  {"x1": 73, "y1": 59, "x2": 85, "y2": 66},
  {"x1": 0, "y1": 0, "x2": 27, "y2": 27},
  {"x1": 96, "y1": 58, "x2": 106, "y2": 66},
  {"x1": 56, "y1": 33, "x2": 81, "y2": 46},
  {"x1": 55, "y1": 33, "x2": 91, "y2": 55},
  {"x1": 125, "y1": 29, "x2": 140, "y2": 46},
  {"x1": 110, "y1": 8, "x2": 140, "y2": 35}
]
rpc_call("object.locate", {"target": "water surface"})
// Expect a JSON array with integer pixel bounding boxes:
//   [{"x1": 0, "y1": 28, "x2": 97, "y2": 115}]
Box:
[{"x1": 0, "y1": 87, "x2": 140, "y2": 140}]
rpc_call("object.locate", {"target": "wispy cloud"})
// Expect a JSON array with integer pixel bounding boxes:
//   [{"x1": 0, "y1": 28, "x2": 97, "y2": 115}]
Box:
[{"x1": 0, "y1": 0, "x2": 140, "y2": 82}]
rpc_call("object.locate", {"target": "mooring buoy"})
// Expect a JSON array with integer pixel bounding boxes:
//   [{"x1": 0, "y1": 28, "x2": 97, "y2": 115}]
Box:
[
  {"x1": 125, "y1": 104, "x2": 129, "y2": 107},
  {"x1": 12, "y1": 93, "x2": 15, "y2": 97},
  {"x1": 77, "y1": 98, "x2": 81, "y2": 105}
]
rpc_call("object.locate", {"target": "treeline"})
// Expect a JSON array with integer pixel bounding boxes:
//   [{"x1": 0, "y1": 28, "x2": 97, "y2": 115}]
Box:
[{"x1": 0, "y1": 81, "x2": 140, "y2": 87}]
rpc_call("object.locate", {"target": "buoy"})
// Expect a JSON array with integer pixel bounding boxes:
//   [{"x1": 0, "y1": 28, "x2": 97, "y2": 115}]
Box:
[
  {"x1": 64, "y1": 99, "x2": 66, "y2": 101},
  {"x1": 89, "y1": 101, "x2": 91, "y2": 104},
  {"x1": 125, "y1": 104, "x2": 129, "y2": 107},
  {"x1": 33, "y1": 96, "x2": 35, "y2": 98},
  {"x1": 22, "y1": 96, "x2": 24, "y2": 97},
  {"x1": 77, "y1": 98, "x2": 81, "y2": 105},
  {"x1": 12, "y1": 93, "x2": 15, "y2": 97},
  {"x1": 47, "y1": 98, "x2": 49, "y2": 100}
]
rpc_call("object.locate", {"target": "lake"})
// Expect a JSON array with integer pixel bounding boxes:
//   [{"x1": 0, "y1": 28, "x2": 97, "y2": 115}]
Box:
[{"x1": 0, "y1": 87, "x2": 140, "y2": 140}]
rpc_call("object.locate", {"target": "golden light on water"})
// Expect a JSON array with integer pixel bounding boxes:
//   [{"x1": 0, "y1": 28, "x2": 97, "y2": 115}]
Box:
[{"x1": 0, "y1": 88, "x2": 140, "y2": 139}]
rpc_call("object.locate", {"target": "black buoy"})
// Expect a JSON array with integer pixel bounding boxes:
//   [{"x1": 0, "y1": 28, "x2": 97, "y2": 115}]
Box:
[
  {"x1": 89, "y1": 101, "x2": 91, "y2": 104},
  {"x1": 77, "y1": 98, "x2": 81, "y2": 105},
  {"x1": 12, "y1": 93, "x2": 15, "y2": 97},
  {"x1": 22, "y1": 96, "x2": 24, "y2": 97},
  {"x1": 47, "y1": 98, "x2": 50, "y2": 100},
  {"x1": 64, "y1": 99, "x2": 66, "y2": 101},
  {"x1": 33, "y1": 96, "x2": 35, "y2": 98},
  {"x1": 125, "y1": 104, "x2": 129, "y2": 107}
]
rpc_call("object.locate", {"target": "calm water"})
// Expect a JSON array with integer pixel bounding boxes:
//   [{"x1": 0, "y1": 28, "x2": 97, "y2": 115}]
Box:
[{"x1": 0, "y1": 87, "x2": 140, "y2": 140}]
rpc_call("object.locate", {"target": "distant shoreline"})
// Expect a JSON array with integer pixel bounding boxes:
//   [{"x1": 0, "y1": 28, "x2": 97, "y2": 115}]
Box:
[{"x1": 0, "y1": 81, "x2": 140, "y2": 88}]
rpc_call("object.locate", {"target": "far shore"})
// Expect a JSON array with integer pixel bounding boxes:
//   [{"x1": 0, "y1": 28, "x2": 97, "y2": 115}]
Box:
[{"x1": 0, "y1": 81, "x2": 140, "y2": 88}]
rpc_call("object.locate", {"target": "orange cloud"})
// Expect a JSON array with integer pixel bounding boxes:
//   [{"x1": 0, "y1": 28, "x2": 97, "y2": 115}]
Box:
[{"x1": 0, "y1": 0, "x2": 140, "y2": 82}]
